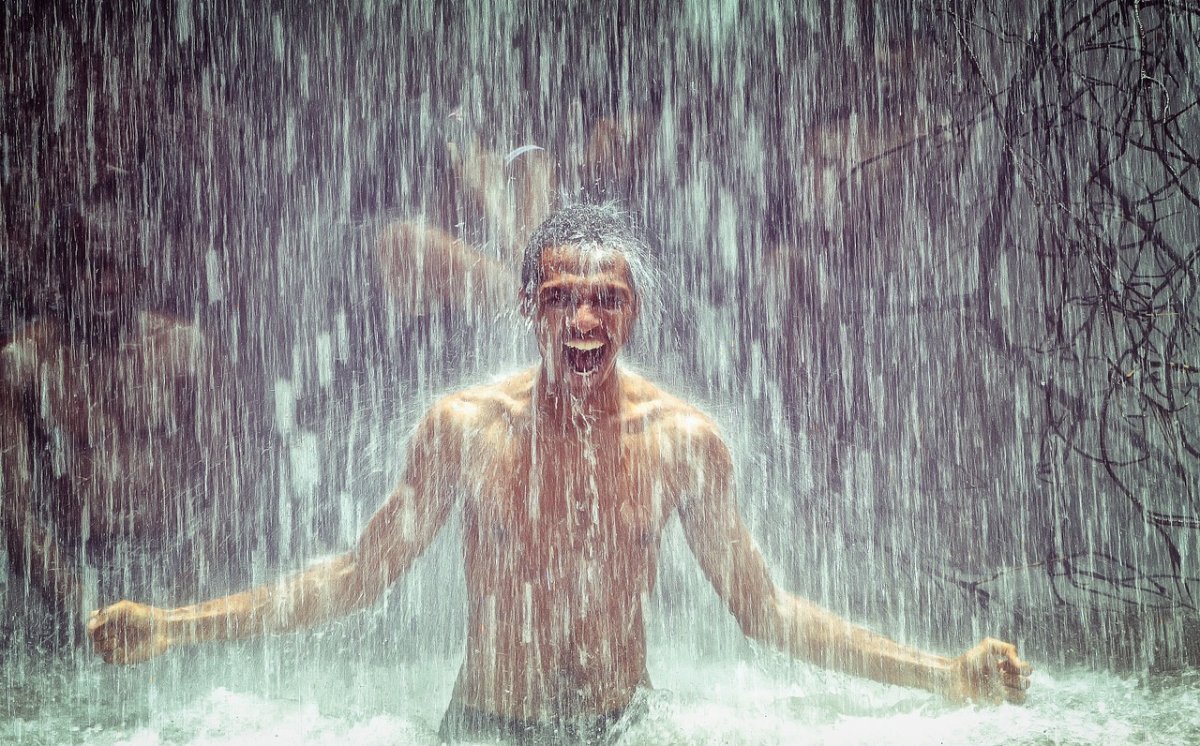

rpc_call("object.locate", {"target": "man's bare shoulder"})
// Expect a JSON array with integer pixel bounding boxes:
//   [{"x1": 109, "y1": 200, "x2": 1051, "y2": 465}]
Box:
[
  {"x1": 619, "y1": 369, "x2": 724, "y2": 443},
  {"x1": 426, "y1": 368, "x2": 536, "y2": 429}
]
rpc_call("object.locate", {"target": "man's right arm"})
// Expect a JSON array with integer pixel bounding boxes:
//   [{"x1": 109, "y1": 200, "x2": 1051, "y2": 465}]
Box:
[{"x1": 88, "y1": 398, "x2": 465, "y2": 664}]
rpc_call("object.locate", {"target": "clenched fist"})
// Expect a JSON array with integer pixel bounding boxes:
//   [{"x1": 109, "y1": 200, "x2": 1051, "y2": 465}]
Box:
[
  {"x1": 945, "y1": 637, "x2": 1033, "y2": 704},
  {"x1": 88, "y1": 600, "x2": 172, "y2": 665}
]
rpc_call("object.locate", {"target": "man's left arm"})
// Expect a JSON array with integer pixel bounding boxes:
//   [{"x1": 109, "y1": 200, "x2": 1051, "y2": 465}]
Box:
[{"x1": 675, "y1": 420, "x2": 1031, "y2": 704}]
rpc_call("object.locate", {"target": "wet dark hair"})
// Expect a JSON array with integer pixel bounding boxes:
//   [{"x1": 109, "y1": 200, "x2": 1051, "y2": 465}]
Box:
[{"x1": 519, "y1": 203, "x2": 650, "y2": 301}]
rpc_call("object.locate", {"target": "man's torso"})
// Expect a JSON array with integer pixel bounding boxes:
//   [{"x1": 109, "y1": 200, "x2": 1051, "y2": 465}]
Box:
[{"x1": 441, "y1": 368, "x2": 700, "y2": 719}]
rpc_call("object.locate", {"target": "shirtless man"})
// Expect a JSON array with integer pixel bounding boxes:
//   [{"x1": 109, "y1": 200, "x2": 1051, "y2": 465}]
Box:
[
  {"x1": 89, "y1": 204, "x2": 1031, "y2": 742},
  {"x1": 1, "y1": 201, "x2": 228, "y2": 639}
]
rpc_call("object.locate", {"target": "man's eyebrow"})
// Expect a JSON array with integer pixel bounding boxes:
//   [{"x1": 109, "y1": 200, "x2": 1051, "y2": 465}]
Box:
[
  {"x1": 596, "y1": 284, "x2": 633, "y2": 298},
  {"x1": 539, "y1": 278, "x2": 632, "y2": 294}
]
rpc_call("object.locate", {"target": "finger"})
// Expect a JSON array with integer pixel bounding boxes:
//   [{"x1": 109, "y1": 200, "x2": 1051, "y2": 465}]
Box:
[
  {"x1": 87, "y1": 610, "x2": 106, "y2": 633},
  {"x1": 89, "y1": 622, "x2": 112, "y2": 647},
  {"x1": 1002, "y1": 672, "x2": 1031, "y2": 691},
  {"x1": 97, "y1": 639, "x2": 120, "y2": 662},
  {"x1": 89, "y1": 626, "x2": 109, "y2": 648},
  {"x1": 90, "y1": 620, "x2": 130, "y2": 653},
  {"x1": 985, "y1": 639, "x2": 1029, "y2": 671},
  {"x1": 93, "y1": 634, "x2": 121, "y2": 658},
  {"x1": 109, "y1": 637, "x2": 142, "y2": 666},
  {"x1": 116, "y1": 642, "x2": 156, "y2": 666},
  {"x1": 999, "y1": 656, "x2": 1033, "y2": 677},
  {"x1": 983, "y1": 638, "x2": 1017, "y2": 658}
]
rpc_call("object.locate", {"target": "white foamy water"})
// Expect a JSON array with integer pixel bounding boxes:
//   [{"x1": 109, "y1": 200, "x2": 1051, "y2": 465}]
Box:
[{"x1": 4, "y1": 644, "x2": 1196, "y2": 746}]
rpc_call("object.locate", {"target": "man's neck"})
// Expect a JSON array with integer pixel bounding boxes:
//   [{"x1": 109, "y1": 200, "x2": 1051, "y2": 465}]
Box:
[
  {"x1": 65, "y1": 312, "x2": 138, "y2": 353},
  {"x1": 533, "y1": 366, "x2": 624, "y2": 429}
]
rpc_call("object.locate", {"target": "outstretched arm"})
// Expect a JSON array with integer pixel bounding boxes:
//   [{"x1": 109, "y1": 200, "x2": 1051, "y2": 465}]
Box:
[
  {"x1": 676, "y1": 422, "x2": 1031, "y2": 704},
  {"x1": 89, "y1": 400, "x2": 463, "y2": 664}
]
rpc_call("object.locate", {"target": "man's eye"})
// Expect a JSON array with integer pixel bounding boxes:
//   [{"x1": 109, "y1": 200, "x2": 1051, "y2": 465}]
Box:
[
  {"x1": 543, "y1": 289, "x2": 568, "y2": 307},
  {"x1": 596, "y1": 292, "x2": 624, "y2": 310}
]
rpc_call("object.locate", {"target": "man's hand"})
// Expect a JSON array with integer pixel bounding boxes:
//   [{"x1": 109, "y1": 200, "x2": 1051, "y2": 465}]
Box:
[
  {"x1": 88, "y1": 600, "x2": 171, "y2": 665},
  {"x1": 945, "y1": 637, "x2": 1032, "y2": 704},
  {"x1": 446, "y1": 131, "x2": 555, "y2": 255}
]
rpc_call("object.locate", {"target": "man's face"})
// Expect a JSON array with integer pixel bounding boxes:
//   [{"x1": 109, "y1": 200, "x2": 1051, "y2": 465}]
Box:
[
  {"x1": 72, "y1": 249, "x2": 145, "y2": 325},
  {"x1": 65, "y1": 208, "x2": 149, "y2": 326},
  {"x1": 526, "y1": 244, "x2": 638, "y2": 396}
]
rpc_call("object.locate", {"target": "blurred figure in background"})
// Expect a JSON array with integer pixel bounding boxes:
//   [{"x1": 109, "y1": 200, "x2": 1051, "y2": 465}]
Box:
[
  {"x1": 763, "y1": 13, "x2": 961, "y2": 493},
  {"x1": 0, "y1": 192, "x2": 238, "y2": 648},
  {"x1": 371, "y1": 0, "x2": 661, "y2": 327},
  {"x1": 374, "y1": 101, "x2": 655, "y2": 328}
]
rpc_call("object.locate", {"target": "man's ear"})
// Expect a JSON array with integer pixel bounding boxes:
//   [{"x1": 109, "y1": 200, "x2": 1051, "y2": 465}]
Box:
[{"x1": 519, "y1": 290, "x2": 534, "y2": 318}]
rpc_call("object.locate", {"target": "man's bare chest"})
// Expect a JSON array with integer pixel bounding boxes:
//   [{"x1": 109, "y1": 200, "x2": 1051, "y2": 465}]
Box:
[{"x1": 462, "y1": 430, "x2": 676, "y2": 561}]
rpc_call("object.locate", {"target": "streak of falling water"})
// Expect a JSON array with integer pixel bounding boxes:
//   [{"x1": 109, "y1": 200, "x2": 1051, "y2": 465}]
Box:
[{"x1": 1, "y1": 1, "x2": 1198, "y2": 743}]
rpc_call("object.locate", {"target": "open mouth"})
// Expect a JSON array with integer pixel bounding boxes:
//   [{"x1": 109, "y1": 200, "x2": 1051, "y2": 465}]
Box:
[
  {"x1": 564, "y1": 339, "x2": 606, "y2": 375},
  {"x1": 90, "y1": 298, "x2": 122, "y2": 319}
]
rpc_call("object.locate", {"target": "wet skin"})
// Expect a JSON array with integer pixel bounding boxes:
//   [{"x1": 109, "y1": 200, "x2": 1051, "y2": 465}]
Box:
[
  {"x1": 0, "y1": 255, "x2": 217, "y2": 613},
  {"x1": 88, "y1": 244, "x2": 1032, "y2": 719}
]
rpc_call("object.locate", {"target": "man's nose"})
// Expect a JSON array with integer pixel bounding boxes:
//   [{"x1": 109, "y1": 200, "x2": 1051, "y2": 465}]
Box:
[
  {"x1": 92, "y1": 271, "x2": 120, "y2": 296},
  {"x1": 569, "y1": 302, "x2": 601, "y2": 333}
]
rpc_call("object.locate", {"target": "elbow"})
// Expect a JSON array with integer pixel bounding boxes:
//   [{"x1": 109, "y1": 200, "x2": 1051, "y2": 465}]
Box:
[
  {"x1": 734, "y1": 596, "x2": 827, "y2": 664},
  {"x1": 333, "y1": 552, "x2": 391, "y2": 614},
  {"x1": 731, "y1": 595, "x2": 788, "y2": 648}
]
